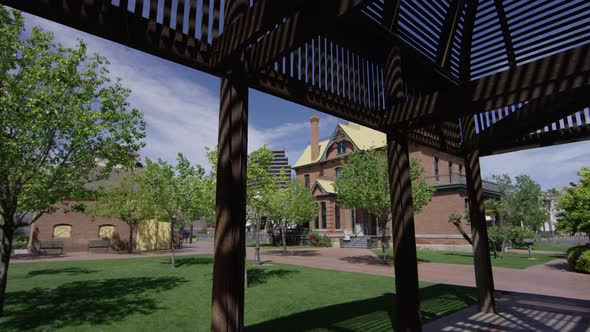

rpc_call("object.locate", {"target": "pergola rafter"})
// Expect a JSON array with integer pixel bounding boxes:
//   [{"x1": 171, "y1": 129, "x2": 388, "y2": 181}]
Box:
[{"x1": 2, "y1": 0, "x2": 590, "y2": 330}]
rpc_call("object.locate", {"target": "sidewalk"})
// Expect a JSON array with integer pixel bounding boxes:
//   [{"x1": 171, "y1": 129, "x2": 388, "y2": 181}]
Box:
[{"x1": 12, "y1": 244, "x2": 590, "y2": 301}]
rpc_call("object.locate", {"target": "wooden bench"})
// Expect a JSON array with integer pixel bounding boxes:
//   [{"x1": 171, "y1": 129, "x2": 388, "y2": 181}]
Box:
[
  {"x1": 39, "y1": 240, "x2": 64, "y2": 255},
  {"x1": 88, "y1": 239, "x2": 110, "y2": 251}
]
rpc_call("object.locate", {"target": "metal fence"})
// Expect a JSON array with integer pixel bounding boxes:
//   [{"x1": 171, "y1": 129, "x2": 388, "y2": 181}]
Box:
[
  {"x1": 537, "y1": 234, "x2": 589, "y2": 246},
  {"x1": 193, "y1": 231, "x2": 267, "y2": 243}
]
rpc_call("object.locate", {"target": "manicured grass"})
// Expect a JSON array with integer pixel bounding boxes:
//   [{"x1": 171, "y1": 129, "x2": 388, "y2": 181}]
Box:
[
  {"x1": 372, "y1": 249, "x2": 563, "y2": 269},
  {"x1": 2, "y1": 255, "x2": 476, "y2": 331}
]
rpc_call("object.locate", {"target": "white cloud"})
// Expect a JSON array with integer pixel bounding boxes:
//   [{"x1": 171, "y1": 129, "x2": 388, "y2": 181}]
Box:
[
  {"x1": 22, "y1": 13, "x2": 340, "y2": 169},
  {"x1": 481, "y1": 140, "x2": 590, "y2": 189}
]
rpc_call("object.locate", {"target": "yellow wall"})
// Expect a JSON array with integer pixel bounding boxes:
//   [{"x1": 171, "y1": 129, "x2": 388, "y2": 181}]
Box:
[{"x1": 136, "y1": 220, "x2": 171, "y2": 251}]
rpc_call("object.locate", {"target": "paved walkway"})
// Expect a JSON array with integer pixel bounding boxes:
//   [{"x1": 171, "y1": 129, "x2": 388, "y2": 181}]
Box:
[
  {"x1": 12, "y1": 244, "x2": 590, "y2": 301},
  {"x1": 424, "y1": 293, "x2": 590, "y2": 332}
]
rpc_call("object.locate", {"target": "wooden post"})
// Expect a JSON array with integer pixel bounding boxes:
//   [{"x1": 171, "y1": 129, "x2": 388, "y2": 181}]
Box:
[
  {"x1": 210, "y1": 66, "x2": 249, "y2": 331},
  {"x1": 387, "y1": 131, "x2": 422, "y2": 332},
  {"x1": 462, "y1": 117, "x2": 497, "y2": 314},
  {"x1": 385, "y1": 46, "x2": 422, "y2": 332}
]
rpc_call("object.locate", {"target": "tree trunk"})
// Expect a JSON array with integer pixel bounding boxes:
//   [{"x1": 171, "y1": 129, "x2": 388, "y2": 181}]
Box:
[
  {"x1": 255, "y1": 216, "x2": 262, "y2": 265},
  {"x1": 128, "y1": 224, "x2": 134, "y2": 254},
  {"x1": 379, "y1": 218, "x2": 387, "y2": 264},
  {"x1": 170, "y1": 219, "x2": 175, "y2": 269},
  {"x1": 452, "y1": 221, "x2": 473, "y2": 246},
  {"x1": 0, "y1": 226, "x2": 14, "y2": 316},
  {"x1": 281, "y1": 224, "x2": 287, "y2": 253},
  {"x1": 189, "y1": 224, "x2": 193, "y2": 244}
]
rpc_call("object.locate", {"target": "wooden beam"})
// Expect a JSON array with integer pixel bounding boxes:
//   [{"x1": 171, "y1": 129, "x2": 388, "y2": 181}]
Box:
[
  {"x1": 459, "y1": 0, "x2": 478, "y2": 80},
  {"x1": 482, "y1": 123, "x2": 590, "y2": 156},
  {"x1": 0, "y1": 0, "x2": 216, "y2": 75},
  {"x1": 477, "y1": 85, "x2": 590, "y2": 151},
  {"x1": 245, "y1": 0, "x2": 369, "y2": 74},
  {"x1": 210, "y1": 0, "x2": 304, "y2": 69},
  {"x1": 437, "y1": 0, "x2": 464, "y2": 69},
  {"x1": 494, "y1": 0, "x2": 517, "y2": 69},
  {"x1": 381, "y1": 44, "x2": 590, "y2": 128},
  {"x1": 381, "y1": 0, "x2": 402, "y2": 30}
]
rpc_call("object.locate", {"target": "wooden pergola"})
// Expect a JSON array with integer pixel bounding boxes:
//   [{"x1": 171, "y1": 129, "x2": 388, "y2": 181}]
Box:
[{"x1": 4, "y1": 0, "x2": 588, "y2": 330}]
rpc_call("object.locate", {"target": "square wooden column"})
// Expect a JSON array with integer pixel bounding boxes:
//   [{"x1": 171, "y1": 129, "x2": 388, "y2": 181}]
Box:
[
  {"x1": 387, "y1": 131, "x2": 422, "y2": 332},
  {"x1": 462, "y1": 117, "x2": 496, "y2": 314},
  {"x1": 385, "y1": 46, "x2": 422, "y2": 332},
  {"x1": 210, "y1": 66, "x2": 249, "y2": 332},
  {"x1": 210, "y1": 2, "x2": 250, "y2": 331}
]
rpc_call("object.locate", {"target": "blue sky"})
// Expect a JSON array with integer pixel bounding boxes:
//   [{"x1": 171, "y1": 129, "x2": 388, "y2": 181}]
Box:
[{"x1": 22, "y1": 13, "x2": 590, "y2": 190}]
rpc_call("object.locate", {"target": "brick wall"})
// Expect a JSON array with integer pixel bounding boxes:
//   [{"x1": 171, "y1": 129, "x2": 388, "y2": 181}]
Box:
[{"x1": 31, "y1": 208, "x2": 132, "y2": 253}]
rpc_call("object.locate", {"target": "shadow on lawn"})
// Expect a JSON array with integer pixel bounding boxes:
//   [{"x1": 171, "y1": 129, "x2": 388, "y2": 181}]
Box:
[
  {"x1": 247, "y1": 268, "x2": 299, "y2": 287},
  {"x1": 246, "y1": 284, "x2": 477, "y2": 331},
  {"x1": 262, "y1": 250, "x2": 320, "y2": 257},
  {"x1": 25, "y1": 267, "x2": 99, "y2": 278},
  {"x1": 1, "y1": 276, "x2": 187, "y2": 331},
  {"x1": 166, "y1": 256, "x2": 214, "y2": 267}
]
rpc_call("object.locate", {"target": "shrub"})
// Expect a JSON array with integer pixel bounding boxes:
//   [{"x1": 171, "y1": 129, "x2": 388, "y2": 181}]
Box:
[
  {"x1": 308, "y1": 231, "x2": 332, "y2": 247},
  {"x1": 12, "y1": 235, "x2": 29, "y2": 250},
  {"x1": 198, "y1": 226, "x2": 208, "y2": 234},
  {"x1": 504, "y1": 226, "x2": 536, "y2": 248},
  {"x1": 487, "y1": 226, "x2": 503, "y2": 252},
  {"x1": 567, "y1": 244, "x2": 590, "y2": 273}
]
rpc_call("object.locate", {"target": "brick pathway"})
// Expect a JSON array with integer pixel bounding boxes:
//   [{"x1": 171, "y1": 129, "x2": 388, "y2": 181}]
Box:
[{"x1": 12, "y1": 243, "x2": 590, "y2": 301}]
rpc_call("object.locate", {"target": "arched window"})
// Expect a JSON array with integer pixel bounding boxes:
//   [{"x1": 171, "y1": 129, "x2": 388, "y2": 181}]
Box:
[
  {"x1": 53, "y1": 224, "x2": 72, "y2": 238},
  {"x1": 99, "y1": 225, "x2": 115, "y2": 239}
]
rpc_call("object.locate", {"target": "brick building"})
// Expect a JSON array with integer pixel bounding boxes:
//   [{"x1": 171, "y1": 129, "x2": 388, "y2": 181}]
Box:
[
  {"x1": 293, "y1": 116, "x2": 501, "y2": 249},
  {"x1": 30, "y1": 161, "x2": 146, "y2": 253}
]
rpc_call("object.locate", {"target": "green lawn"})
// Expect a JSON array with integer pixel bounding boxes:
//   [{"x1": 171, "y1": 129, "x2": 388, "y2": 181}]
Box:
[
  {"x1": 372, "y1": 249, "x2": 563, "y2": 269},
  {"x1": 2, "y1": 255, "x2": 476, "y2": 332}
]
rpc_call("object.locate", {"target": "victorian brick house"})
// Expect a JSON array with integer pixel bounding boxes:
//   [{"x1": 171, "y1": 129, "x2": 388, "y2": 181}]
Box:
[{"x1": 293, "y1": 116, "x2": 501, "y2": 249}]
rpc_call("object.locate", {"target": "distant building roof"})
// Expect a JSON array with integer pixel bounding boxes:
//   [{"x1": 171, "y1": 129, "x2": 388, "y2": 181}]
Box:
[
  {"x1": 314, "y1": 179, "x2": 336, "y2": 194},
  {"x1": 293, "y1": 122, "x2": 386, "y2": 168}
]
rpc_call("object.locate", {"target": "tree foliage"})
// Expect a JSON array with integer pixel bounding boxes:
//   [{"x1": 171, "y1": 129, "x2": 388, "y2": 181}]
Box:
[
  {"x1": 557, "y1": 167, "x2": 590, "y2": 235},
  {"x1": 265, "y1": 175, "x2": 318, "y2": 253},
  {"x1": 87, "y1": 172, "x2": 155, "y2": 253},
  {"x1": 141, "y1": 154, "x2": 215, "y2": 267},
  {"x1": 0, "y1": 7, "x2": 145, "y2": 315},
  {"x1": 487, "y1": 174, "x2": 547, "y2": 231},
  {"x1": 334, "y1": 148, "x2": 434, "y2": 262}
]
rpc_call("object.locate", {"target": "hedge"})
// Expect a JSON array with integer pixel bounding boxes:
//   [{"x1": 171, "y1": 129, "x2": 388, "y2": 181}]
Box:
[{"x1": 566, "y1": 244, "x2": 590, "y2": 274}]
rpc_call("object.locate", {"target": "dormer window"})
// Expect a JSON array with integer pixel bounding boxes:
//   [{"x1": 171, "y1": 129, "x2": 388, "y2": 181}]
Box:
[{"x1": 336, "y1": 141, "x2": 347, "y2": 155}]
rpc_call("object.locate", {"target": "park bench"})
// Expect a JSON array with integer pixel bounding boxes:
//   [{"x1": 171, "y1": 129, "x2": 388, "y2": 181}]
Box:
[
  {"x1": 88, "y1": 239, "x2": 111, "y2": 251},
  {"x1": 39, "y1": 240, "x2": 64, "y2": 255}
]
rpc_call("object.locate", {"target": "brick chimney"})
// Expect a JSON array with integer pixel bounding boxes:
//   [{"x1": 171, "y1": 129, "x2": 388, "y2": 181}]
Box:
[{"x1": 310, "y1": 115, "x2": 320, "y2": 160}]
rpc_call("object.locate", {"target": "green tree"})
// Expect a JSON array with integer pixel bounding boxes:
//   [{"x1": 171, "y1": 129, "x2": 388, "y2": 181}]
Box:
[
  {"x1": 334, "y1": 149, "x2": 434, "y2": 263},
  {"x1": 245, "y1": 147, "x2": 276, "y2": 265},
  {"x1": 0, "y1": 7, "x2": 145, "y2": 315},
  {"x1": 557, "y1": 167, "x2": 590, "y2": 239},
  {"x1": 266, "y1": 175, "x2": 318, "y2": 253},
  {"x1": 86, "y1": 172, "x2": 155, "y2": 253},
  {"x1": 142, "y1": 154, "x2": 214, "y2": 268}
]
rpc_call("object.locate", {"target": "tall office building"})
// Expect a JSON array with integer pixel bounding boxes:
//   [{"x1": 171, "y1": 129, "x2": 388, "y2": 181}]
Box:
[{"x1": 269, "y1": 148, "x2": 290, "y2": 187}]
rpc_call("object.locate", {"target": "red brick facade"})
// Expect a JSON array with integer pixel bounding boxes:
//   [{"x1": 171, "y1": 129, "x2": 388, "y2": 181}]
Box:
[{"x1": 294, "y1": 119, "x2": 496, "y2": 247}]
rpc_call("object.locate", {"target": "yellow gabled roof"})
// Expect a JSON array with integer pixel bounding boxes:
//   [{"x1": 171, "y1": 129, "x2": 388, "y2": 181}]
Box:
[
  {"x1": 293, "y1": 122, "x2": 386, "y2": 168},
  {"x1": 339, "y1": 123, "x2": 386, "y2": 150},
  {"x1": 315, "y1": 179, "x2": 336, "y2": 194},
  {"x1": 293, "y1": 139, "x2": 330, "y2": 168}
]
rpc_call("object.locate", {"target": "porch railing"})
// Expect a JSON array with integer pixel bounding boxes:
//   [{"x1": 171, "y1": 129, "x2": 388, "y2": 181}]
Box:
[{"x1": 424, "y1": 173, "x2": 500, "y2": 193}]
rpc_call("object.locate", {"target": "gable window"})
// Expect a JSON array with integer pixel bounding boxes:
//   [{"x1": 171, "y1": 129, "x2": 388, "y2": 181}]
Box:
[
  {"x1": 320, "y1": 202, "x2": 327, "y2": 229},
  {"x1": 335, "y1": 167, "x2": 342, "y2": 179},
  {"x1": 304, "y1": 174, "x2": 310, "y2": 189},
  {"x1": 53, "y1": 224, "x2": 72, "y2": 238},
  {"x1": 99, "y1": 225, "x2": 115, "y2": 239},
  {"x1": 434, "y1": 157, "x2": 440, "y2": 182},
  {"x1": 336, "y1": 141, "x2": 347, "y2": 155}
]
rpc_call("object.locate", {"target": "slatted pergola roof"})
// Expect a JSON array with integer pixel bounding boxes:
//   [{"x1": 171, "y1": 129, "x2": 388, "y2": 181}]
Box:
[{"x1": 2, "y1": 0, "x2": 588, "y2": 331}]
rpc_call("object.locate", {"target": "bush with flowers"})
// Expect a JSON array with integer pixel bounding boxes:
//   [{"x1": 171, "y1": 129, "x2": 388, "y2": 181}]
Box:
[{"x1": 307, "y1": 230, "x2": 332, "y2": 247}]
